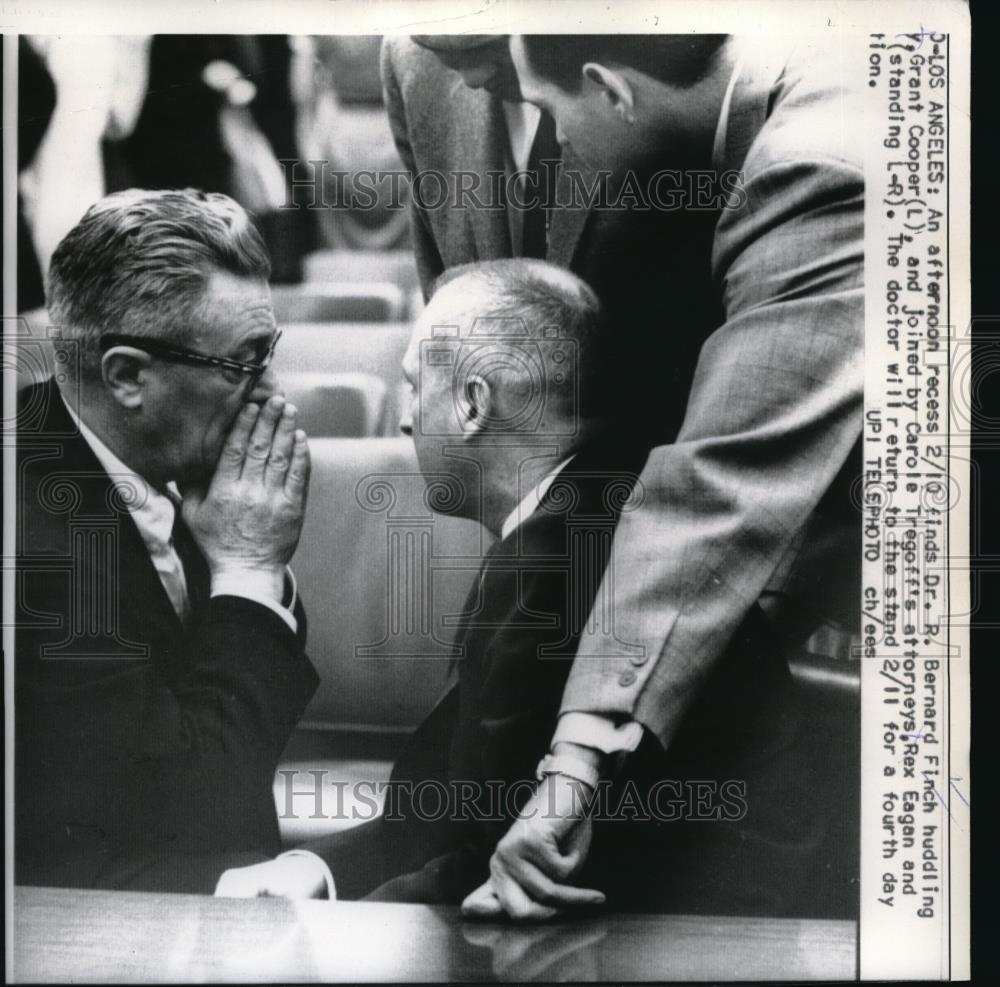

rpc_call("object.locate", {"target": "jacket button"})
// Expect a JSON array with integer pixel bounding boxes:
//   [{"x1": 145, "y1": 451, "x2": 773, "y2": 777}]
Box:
[{"x1": 619, "y1": 670, "x2": 637, "y2": 687}]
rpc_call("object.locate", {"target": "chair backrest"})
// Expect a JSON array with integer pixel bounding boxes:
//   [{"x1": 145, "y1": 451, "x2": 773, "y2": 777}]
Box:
[
  {"x1": 273, "y1": 322, "x2": 412, "y2": 435},
  {"x1": 273, "y1": 321, "x2": 410, "y2": 376},
  {"x1": 271, "y1": 282, "x2": 406, "y2": 323},
  {"x1": 787, "y1": 652, "x2": 860, "y2": 706},
  {"x1": 294, "y1": 437, "x2": 488, "y2": 730},
  {"x1": 303, "y1": 250, "x2": 421, "y2": 294},
  {"x1": 283, "y1": 372, "x2": 387, "y2": 437},
  {"x1": 786, "y1": 650, "x2": 860, "y2": 918}
]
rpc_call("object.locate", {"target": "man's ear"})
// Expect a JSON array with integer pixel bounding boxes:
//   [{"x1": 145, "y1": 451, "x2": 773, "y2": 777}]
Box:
[
  {"x1": 458, "y1": 373, "x2": 493, "y2": 436},
  {"x1": 582, "y1": 62, "x2": 635, "y2": 122},
  {"x1": 101, "y1": 346, "x2": 152, "y2": 410}
]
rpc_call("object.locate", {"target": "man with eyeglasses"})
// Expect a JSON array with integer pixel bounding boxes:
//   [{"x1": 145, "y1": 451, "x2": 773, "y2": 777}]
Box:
[{"x1": 14, "y1": 188, "x2": 319, "y2": 893}]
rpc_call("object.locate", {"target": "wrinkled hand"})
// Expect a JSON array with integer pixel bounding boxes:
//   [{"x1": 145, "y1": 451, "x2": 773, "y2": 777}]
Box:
[
  {"x1": 215, "y1": 855, "x2": 329, "y2": 899},
  {"x1": 461, "y1": 773, "x2": 604, "y2": 921},
  {"x1": 183, "y1": 396, "x2": 309, "y2": 595}
]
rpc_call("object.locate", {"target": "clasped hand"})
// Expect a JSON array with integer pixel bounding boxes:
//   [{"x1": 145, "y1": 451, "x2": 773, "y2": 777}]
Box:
[
  {"x1": 461, "y1": 773, "x2": 606, "y2": 921},
  {"x1": 183, "y1": 396, "x2": 309, "y2": 598}
]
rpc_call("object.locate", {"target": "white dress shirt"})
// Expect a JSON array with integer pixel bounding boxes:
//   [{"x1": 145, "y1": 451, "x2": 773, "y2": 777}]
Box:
[
  {"x1": 501, "y1": 99, "x2": 543, "y2": 256},
  {"x1": 63, "y1": 396, "x2": 297, "y2": 633},
  {"x1": 499, "y1": 454, "x2": 573, "y2": 542},
  {"x1": 502, "y1": 99, "x2": 542, "y2": 176}
]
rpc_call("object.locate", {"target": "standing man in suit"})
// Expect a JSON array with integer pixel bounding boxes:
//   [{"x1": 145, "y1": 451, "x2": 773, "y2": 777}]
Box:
[
  {"x1": 14, "y1": 188, "x2": 318, "y2": 893},
  {"x1": 381, "y1": 34, "x2": 721, "y2": 441},
  {"x1": 458, "y1": 34, "x2": 864, "y2": 921},
  {"x1": 215, "y1": 259, "x2": 820, "y2": 915}
]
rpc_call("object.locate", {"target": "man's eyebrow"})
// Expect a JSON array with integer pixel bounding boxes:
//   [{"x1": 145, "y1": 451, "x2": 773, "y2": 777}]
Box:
[
  {"x1": 243, "y1": 326, "x2": 278, "y2": 344},
  {"x1": 233, "y1": 331, "x2": 276, "y2": 360}
]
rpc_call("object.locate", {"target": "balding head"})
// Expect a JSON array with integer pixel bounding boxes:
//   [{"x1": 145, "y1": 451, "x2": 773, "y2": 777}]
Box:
[
  {"x1": 425, "y1": 258, "x2": 604, "y2": 429},
  {"x1": 401, "y1": 260, "x2": 605, "y2": 530},
  {"x1": 400, "y1": 260, "x2": 611, "y2": 530}
]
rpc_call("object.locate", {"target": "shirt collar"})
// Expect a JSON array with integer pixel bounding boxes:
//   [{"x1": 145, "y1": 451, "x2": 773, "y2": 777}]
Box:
[
  {"x1": 501, "y1": 99, "x2": 542, "y2": 173},
  {"x1": 711, "y1": 52, "x2": 744, "y2": 169},
  {"x1": 500, "y1": 455, "x2": 575, "y2": 542},
  {"x1": 60, "y1": 392, "x2": 179, "y2": 550}
]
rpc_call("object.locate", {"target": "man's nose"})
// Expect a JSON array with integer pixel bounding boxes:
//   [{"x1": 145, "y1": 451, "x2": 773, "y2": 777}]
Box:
[
  {"x1": 248, "y1": 365, "x2": 283, "y2": 404},
  {"x1": 399, "y1": 407, "x2": 413, "y2": 437}
]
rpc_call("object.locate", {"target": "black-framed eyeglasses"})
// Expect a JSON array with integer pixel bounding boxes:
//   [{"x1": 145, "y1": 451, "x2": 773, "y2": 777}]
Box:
[{"x1": 100, "y1": 330, "x2": 282, "y2": 386}]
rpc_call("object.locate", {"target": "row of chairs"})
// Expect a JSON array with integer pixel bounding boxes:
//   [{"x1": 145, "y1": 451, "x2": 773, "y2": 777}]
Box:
[
  {"x1": 269, "y1": 281, "x2": 423, "y2": 324},
  {"x1": 271, "y1": 320, "x2": 412, "y2": 438},
  {"x1": 13, "y1": 316, "x2": 414, "y2": 439},
  {"x1": 270, "y1": 250, "x2": 423, "y2": 324}
]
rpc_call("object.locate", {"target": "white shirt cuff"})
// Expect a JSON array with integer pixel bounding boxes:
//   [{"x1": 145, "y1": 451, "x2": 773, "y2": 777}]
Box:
[
  {"x1": 210, "y1": 566, "x2": 298, "y2": 634},
  {"x1": 277, "y1": 849, "x2": 336, "y2": 900},
  {"x1": 552, "y1": 712, "x2": 644, "y2": 755}
]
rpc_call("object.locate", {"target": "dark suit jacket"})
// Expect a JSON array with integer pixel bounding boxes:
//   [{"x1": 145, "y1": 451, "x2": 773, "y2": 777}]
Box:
[
  {"x1": 14, "y1": 379, "x2": 319, "y2": 893},
  {"x1": 117, "y1": 35, "x2": 236, "y2": 195},
  {"x1": 306, "y1": 441, "x2": 646, "y2": 899},
  {"x1": 306, "y1": 441, "x2": 834, "y2": 915}
]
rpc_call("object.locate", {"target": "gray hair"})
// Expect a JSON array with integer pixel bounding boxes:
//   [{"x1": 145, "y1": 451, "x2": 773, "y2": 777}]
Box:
[
  {"x1": 430, "y1": 259, "x2": 609, "y2": 418},
  {"x1": 46, "y1": 188, "x2": 270, "y2": 380}
]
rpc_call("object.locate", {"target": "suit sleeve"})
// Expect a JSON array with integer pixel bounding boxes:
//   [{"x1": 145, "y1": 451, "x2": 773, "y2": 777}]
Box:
[
  {"x1": 108, "y1": 596, "x2": 318, "y2": 891},
  {"x1": 144, "y1": 596, "x2": 316, "y2": 766},
  {"x1": 16, "y1": 594, "x2": 318, "y2": 892},
  {"x1": 560, "y1": 155, "x2": 864, "y2": 749},
  {"x1": 380, "y1": 37, "x2": 445, "y2": 298}
]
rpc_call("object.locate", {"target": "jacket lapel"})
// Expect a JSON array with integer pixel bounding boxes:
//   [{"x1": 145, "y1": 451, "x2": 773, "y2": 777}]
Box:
[
  {"x1": 450, "y1": 89, "x2": 512, "y2": 260},
  {"x1": 713, "y1": 41, "x2": 784, "y2": 174},
  {"x1": 26, "y1": 379, "x2": 188, "y2": 661},
  {"x1": 546, "y1": 143, "x2": 596, "y2": 269}
]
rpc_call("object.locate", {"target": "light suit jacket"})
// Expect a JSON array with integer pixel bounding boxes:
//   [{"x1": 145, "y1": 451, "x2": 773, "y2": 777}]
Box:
[
  {"x1": 560, "y1": 41, "x2": 865, "y2": 746},
  {"x1": 381, "y1": 37, "x2": 863, "y2": 749}
]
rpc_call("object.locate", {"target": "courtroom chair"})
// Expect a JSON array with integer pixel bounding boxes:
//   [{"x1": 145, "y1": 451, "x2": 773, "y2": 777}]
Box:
[
  {"x1": 786, "y1": 651, "x2": 861, "y2": 919},
  {"x1": 276, "y1": 437, "x2": 488, "y2": 842},
  {"x1": 271, "y1": 322, "x2": 413, "y2": 437},
  {"x1": 302, "y1": 249, "x2": 420, "y2": 295},
  {"x1": 283, "y1": 372, "x2": 387, "y2": 437},
  {"x1": 270, "y1": 282, "x2": 406, "y2": 323},
  {"x1": 407, "y1": 286, "x2": 425, "y2": 321}
]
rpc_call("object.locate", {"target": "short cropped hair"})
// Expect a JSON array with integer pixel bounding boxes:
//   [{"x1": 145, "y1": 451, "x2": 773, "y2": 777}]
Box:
[
  {"x1": 430, "y1": 259, "x2": 610, "y2": 418},
  {"x1": 46, "y1": 188, "x2": 270, "y2": 380},
  {"x1": 521, "y1": 34, "x2": 729, "y2": 91}
]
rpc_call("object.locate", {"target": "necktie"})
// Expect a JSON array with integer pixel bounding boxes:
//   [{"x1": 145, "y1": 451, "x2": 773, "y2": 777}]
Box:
[
  {"x1": 521, "y1": 111, "x2": 561, "y2": 259},
  {"x1": 170, "y1": 509, "x2": 210, "y2": 624}
]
